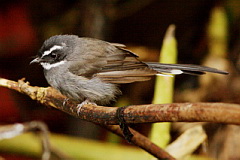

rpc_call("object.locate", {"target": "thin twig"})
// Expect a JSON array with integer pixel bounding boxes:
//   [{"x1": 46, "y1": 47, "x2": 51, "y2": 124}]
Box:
[
  {"x1": 0, "y1": 121, "x2": 51, "y2": 160},
  {"x1": 102, "y1": 125, "x2": 174, "y2": 159}
]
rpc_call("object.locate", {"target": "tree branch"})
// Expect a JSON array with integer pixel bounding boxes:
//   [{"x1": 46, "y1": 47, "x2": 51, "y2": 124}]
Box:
[
  {"x1": 1, "y1": 77, "x2": 240, "y2": 159},
  {"x1": 0, "y1": 77, "x2": 176, "y2": 159},
  {"x1": 2, "y1": 78, "x2": 240, "y2": 125}
]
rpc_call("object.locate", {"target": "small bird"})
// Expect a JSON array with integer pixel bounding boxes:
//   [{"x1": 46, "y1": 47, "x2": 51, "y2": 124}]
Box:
[{"x1": 30, "y1": 35, "x2": 228, "y2": 106}]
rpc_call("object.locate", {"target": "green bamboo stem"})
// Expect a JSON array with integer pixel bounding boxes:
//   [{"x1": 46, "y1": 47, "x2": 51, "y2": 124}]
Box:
[{"x1": 149, "y1": 25, "x2": 177, "y2": 151}]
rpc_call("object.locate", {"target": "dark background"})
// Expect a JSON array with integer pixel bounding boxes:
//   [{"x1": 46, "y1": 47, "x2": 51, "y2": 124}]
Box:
[{"x1": 0, "y1": 0, "x2": 240, "y2": 159}]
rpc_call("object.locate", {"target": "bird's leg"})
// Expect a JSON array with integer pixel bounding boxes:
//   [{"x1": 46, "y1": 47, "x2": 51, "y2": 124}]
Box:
[
  {"x1": 116, "y1": 106, "x2": 133, "y2": 143},
  {"x1": 76, "y1": 99, "x2": 97, "y2": 115}
]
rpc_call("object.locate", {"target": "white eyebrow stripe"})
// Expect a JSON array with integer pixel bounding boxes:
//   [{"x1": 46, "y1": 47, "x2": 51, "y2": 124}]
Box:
[{"x1": 42, "y1": 45, "x2": 63, "y2": 57}]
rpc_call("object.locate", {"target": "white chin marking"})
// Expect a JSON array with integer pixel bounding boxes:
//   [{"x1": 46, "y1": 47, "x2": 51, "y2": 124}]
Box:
[
  {"x1": 41, "y1": 60, "x2": 66, "y2": 70},
  {"x1": 42, "y1": 45, "x2": 63, "y2": 57},
  {"x1": 170, "y1": 69, "x2": 183, "y2": 74}
]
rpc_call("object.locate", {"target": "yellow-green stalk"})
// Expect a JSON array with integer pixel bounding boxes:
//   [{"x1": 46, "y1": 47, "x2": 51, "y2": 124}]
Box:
[
  {"x1": 0, "y1": 132, "x2": 148, "y2": 160},
  {"x1": 149, "y1": 25, "x2": 177, "y2": 150},
  {"x1": 208, "y1": 6, "x2": 228, "y2": 58}
]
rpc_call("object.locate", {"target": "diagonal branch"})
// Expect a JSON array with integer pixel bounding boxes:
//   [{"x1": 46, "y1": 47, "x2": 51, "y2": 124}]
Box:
[
  {"x1": 1, "y1": 77, "x2": 240, "y2": 159},
  {"x1": 2, "y1": 78, "x2": 239, "y2": 125},
  {"x1": 0, "y1": 77, "x2": 175, "y2": 159}
]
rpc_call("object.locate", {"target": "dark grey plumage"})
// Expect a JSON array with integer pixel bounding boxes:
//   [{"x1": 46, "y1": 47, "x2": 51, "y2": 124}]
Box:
[{"x1": 31, "y1": 35, "x2": 228, "y2": 105}]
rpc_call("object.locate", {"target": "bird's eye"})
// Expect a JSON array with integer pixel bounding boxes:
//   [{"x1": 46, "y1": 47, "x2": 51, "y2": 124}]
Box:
[{"x1": 50, "y1": 53, "x2": 57, "y2": 59}]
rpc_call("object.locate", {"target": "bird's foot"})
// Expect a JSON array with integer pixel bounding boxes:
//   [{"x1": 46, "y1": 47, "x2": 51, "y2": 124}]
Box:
[
  {"x1": 63, "y1": 98, "x2": 69, "y2": 106},
  {"x1": 77, "y1": 99, "x2": 97, "y2": 115}
]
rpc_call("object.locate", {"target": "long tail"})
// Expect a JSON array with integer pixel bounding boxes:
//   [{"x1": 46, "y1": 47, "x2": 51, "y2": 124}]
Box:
[{"x1": 146, "y1": 62, "x2": 228, "y2": 75}]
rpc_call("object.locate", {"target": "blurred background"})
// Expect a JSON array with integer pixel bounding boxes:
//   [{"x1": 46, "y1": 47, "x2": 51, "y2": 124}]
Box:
[{"x1": 0, "y1": 0, "x2": 240, "y2": 159}]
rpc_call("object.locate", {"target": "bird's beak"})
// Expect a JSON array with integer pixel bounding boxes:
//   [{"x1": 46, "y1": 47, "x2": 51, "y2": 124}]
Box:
[{"x1": 30, "y1": 57, "x2": 41, "y2": 64}]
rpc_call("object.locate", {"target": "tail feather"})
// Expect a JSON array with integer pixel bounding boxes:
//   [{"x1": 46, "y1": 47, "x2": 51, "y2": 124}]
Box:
[{"x1": 146, "y1": 62, "x2": 228, "y2": 75}]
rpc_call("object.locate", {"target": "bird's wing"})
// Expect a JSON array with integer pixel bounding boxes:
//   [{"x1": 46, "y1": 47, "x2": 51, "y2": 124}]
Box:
[
  {"x1": 68, "y1": 38, "x2": 228, "y2": 84},
  {"x1": 95, "y1": 45, "x2": 157, "y2": 83},
  {"x1": 68, "y1": 40, "x2": 157, "y2": 83}
]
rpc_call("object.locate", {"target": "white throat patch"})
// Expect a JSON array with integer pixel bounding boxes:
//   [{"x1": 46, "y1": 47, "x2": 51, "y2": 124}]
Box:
[
  {"x1": 41, "y1": 60, "x2": 66, "y2": 70},
  {"x1": 42, "y1": 45, "x2": 63, "y2": 57}
]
